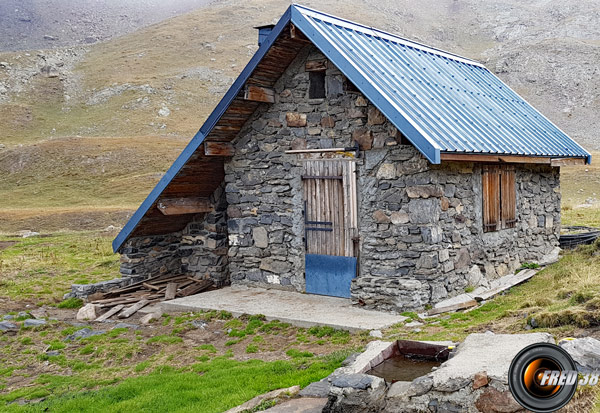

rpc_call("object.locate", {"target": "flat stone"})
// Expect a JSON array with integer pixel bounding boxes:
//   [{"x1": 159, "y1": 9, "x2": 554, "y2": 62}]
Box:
[
  {"x1": 113, "y1": 323, "x2": 139, "y2": 330},
  {"x1": 369, "y1": 330, "x2": 383, "y2": 338},
  {"x1": 46, "y1": 350, "x2": 61, "y2": 356},
  {"x1": 23, "y1": 319, "x2": 46, "y2": 327},
  {"x1": 0, "y1": 321, "x2": 18, "y2": 331},
  {"x1": 406, "y1": 185, "x2": 444, "y2": 199},
  {"x1": 387, "y1": 381, "x2": 411, "y2": 399},
  {"x1": 225, "y1": 385, "x2": 300, "y2": 413},
  {"x1": 331, "y1": 374, "x2": 375, "y2": 390},
  {"x1": 64, "y1": 328, "x2": 105, "y2": 341},
  {"x1": 473, "y1": 371, "x2": 489, "y2": 390},
  {"x1": 264, "y1": 397, "x2": 327, "y2": 413},
  {"x1": 3, "y1": 315, "x2": 14, "y2": 320},
  {"x1": 373, "y1": 210, "x2": 390, "y2": 224},
  {"x1": 408, "y1": 375, "x2": 433, "y2": 396},
  {"x1": 286, "y1": 112, "x2": 306, "y2": 127},
  {"x1": 376, "y1": 163, "x2": 397, "y2": 180},
  {"x1": 367, "y1": 106, "x2": 386, "y2": 125},
  {"x1": 474, "y1": 387, "x2": 523, "y2": 413},
  {"x1": 299, "y1": 379, "x2": 330, "y2": 398},
  {"x1": 431, "y1": 332, "x2": 553, "y2": 388},
  {"x1": 390, "y1": 211, "x2": 409, "y2": 225},
  {"x1": 353, "y1": 127, "x2": 373, "y2": 150},
  {"x1": 252, "y1": 227, "x2": 269, "y2": 249}
]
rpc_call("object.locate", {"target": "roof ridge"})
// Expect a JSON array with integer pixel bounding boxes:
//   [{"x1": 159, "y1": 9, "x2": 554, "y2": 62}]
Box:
[{"x1": 291, "y1": 3, "x2": 484, "y2": 68}]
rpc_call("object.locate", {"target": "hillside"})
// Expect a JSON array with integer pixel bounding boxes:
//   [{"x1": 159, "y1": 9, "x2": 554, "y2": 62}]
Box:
[{"x1": 0, "y1": 0, "x2": 598, "y2": 233}]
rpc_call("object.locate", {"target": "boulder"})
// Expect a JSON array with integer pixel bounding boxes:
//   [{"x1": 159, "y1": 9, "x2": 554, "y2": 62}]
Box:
[
  {"x1": 474, "y1": 387, "x2": 523, "y2": 413},
  {"x1": 77, "y1": 304, "x2": 100, "y2": 321},
  {"x1": 559, "y1": 337, "x2": 600, "y2": 373}
]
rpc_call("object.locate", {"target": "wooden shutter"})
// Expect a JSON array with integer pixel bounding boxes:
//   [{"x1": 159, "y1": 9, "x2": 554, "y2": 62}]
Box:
[
  {"x1": 501, "y1": 165, "x2": 516, "y2": 229},
  {"x1": 482, "y1": 165, "x2": 500, "y2": 232}
]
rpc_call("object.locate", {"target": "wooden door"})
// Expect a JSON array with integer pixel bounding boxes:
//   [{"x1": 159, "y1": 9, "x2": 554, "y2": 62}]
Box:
[{"x1": 302, "y1": 159, "x2": 358, "y2": 297}]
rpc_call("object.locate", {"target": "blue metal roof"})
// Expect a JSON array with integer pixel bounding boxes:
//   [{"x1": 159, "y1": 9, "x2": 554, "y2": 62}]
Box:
[
  {"x1": 290, "y1": 5, "x2": 591, "y2": 164},
  {"x1": 113, "y1": 4, "x2": 590, "y2": 252}
]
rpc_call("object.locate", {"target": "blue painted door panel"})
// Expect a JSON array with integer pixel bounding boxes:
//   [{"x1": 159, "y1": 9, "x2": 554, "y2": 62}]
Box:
[{"x1": 305, "y1": 254, "x2": 357, "y2": 298}]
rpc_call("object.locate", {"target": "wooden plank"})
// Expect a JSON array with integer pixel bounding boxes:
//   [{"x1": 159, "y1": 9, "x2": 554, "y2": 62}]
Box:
[
  {"x1": 474, "y1": 270, "x2": 537, "y2": 301},
  {"x1": 157, "y1": 197, "x2": 213, "y2": 215},
  {"x1": 482, "y1": 164, "x2": 500, "y2": 232},
  {"x1": 118, "y1": 299, "x2": 150, "y2": 319},
  {"x1": 427, "y1": 299, "x2": 479, "y2": 316},
  {"x1": 95, "y1": 304, "x2": 125, "y2": 322},
  {"x1": 165, "y1": 282, "x2": 178, "y2": 300},
  {"x1": 501, "y1": 166, "x2": 516, "y2": 229},
  {"x1": 551, "y1": 158, "x2": 586, "y2": 167},
  {"x1": 204, "y1": 141, "x2": 235, "y2": 157},
  {"x1": 441, "y1": 153, "x2": 552, "y2": 164},
  {"x1": 143, "y1": 283, "x2": 160, "y2": 291},
  {"x1": 177, "y1": 280, "x2": 212, "y2": 297},
  {"x1": 243, "y1": 84, "x2": 275, "y2": 103}
]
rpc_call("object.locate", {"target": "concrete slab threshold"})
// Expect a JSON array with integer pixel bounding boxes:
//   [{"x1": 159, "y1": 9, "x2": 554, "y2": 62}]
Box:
[{"x1": 160, "y1": 285, "x2": 407, "y2": 332}]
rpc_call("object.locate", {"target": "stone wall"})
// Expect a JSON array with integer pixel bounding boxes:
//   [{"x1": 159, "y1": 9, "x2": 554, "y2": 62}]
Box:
[
  {"x1": 354, "y1": 146, "x2": 560, "y2": 311},
  {"x1": 180, "y1": 183, "x2": 229, "y2": 287},
  {"x1": 119, "y1": 183, "x2": 229, "y2": 287}
]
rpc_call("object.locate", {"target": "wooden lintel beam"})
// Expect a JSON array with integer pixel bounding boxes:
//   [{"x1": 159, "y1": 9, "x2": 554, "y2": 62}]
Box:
[
  {"x1": 243, "y1": 84, "x2": 275, "y2": 103},
  {"x1": 157, "y1": 197, "x2": 213, "y2": 215},
  {"x1": 204, "y1": 141, "x2": 235, "y2": 157},
  {"x1": 290, "y1": 24, "x2": 310, "y2": 43},
  {"x1": 440, "y1": 153, "x2": 552, "y2": 164},
  {"x1": 551, "y1": 158, "x2": 586, "y2": 167},
  {"x1": 305, "y1": 59, "x2": 327, "y2": 72}
]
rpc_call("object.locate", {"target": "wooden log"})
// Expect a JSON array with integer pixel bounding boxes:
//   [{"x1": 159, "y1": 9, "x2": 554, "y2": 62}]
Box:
[
  {"x1": 118, "y1": 299, "x2": 150, "y2": 319},
  {"x1": 165, "y1": 283, "x2": 178, "y2": 300},
  {"x1": 427, "y1": 299, "x2": 479, "y2": 316},
  {"x1": 95, "y1": 304, "x2": 125, "y2": 322},
  {"x1": 243, "y1": 85, "x2": 275, "y2": 103},
  {"x1": 157, "y1": 197, "x2": 213, "y2": 215}
]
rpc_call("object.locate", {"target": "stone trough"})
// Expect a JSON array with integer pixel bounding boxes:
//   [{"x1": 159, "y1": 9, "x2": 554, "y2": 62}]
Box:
[{"x1": 319, "y1": 332, "x2": 553, "y2": 413}]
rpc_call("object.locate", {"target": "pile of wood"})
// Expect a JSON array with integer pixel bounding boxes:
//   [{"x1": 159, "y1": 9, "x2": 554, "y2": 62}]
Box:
[{"x1": 89, "y1": 274, "x2": 213, "y2": 320}]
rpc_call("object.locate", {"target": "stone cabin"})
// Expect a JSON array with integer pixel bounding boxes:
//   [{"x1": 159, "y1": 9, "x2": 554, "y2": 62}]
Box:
[{"x1": 112, "y1": 5, "x2": 590, "y2": 312}]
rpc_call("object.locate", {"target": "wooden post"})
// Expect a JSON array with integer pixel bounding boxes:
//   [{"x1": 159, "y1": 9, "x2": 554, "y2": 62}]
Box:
[{"x1": 157, "y1": 197, "x2": 213, "y2": 215}]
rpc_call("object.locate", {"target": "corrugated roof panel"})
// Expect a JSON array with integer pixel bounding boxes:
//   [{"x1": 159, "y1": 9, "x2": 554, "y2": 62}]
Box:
[{"x1": 292, "y1": 5, "x2": 590, "y2": 162}]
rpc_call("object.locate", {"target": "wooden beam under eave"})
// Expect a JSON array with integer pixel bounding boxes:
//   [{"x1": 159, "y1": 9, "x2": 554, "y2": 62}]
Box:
[
  {"x1": 551, "y1": 158, "x2": 586, "y2": 167},
  {"x1": 243, "y1": 84, "x2": 275, "y2": 103},
  {"x1": 204, "y1": 141, "x2": 235, "y2": 157},
  {"x1": 157, "y1": 197, "x2": 214, "y2": 215},
  {"x1": 290, "y1": 24, "x2": 310, "y2": 43},
  {"x1": 440, "y1": 153, "x2": 552, "y2": 164}
]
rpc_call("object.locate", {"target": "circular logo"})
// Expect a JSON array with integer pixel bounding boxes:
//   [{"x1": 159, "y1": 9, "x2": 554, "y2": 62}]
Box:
[{"x1": 508, "y1": 343, "x2": 578, "y2": 412}]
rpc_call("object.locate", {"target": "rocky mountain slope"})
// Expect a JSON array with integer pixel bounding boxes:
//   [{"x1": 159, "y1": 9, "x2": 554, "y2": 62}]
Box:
[
  {"x1": 0, "y1": 0, "x2": 216, "y2": 51},
  {"x1": 0, "y1": 0, "x2": 598, "y2": 232}
]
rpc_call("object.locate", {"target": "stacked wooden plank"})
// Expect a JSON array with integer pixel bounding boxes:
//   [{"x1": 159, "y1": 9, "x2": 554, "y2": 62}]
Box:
[{"x1": 90, "y1": 274, "x2": 213, "y2": 320}]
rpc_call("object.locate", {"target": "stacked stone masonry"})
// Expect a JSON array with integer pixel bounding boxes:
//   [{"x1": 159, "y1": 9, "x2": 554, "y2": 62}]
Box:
[{"x1": 119, "y1": 45, "x2": 561, "y2": 312}]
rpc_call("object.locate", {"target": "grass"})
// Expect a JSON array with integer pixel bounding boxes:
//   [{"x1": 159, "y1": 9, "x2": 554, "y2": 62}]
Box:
[
  {"x1": 0, "y1": 232, "x2": 118, "y2": 303},
  {"x1": 386, "y1": 240, "x2": 600, "y2": 342},
  {"x1": 4, "y1": 354, "x2": 349, "y2": 413}
]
